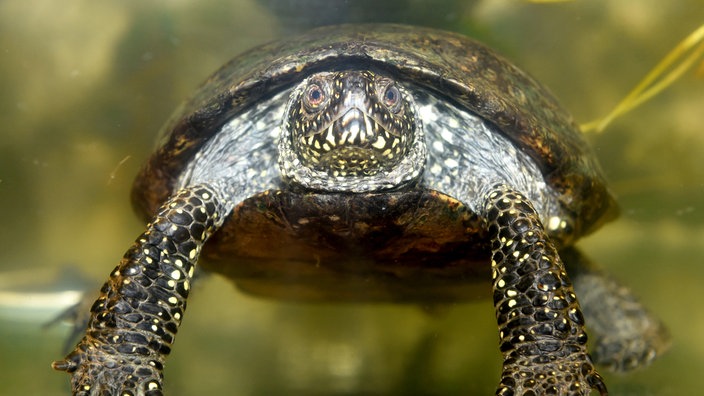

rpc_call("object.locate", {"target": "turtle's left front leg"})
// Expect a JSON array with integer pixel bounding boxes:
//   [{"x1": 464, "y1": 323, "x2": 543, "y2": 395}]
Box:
[
  {"x1": 482, "y1": 184, "x2": 607, "y2": 396},
  {"x1": 52, "y1": 184, "x2": 229, "y2": 396}
]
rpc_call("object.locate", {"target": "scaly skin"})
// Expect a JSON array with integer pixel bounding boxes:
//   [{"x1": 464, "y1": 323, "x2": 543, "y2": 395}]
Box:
[
  {"x1": 54, "y1": 181, "x2": 614, "y2": 395},
  {"x1": 52, "y1": 184, "x2": 228, "y2": 396},
  {"x1": 563, "y1": 247, "x2": 670, "y2": 373},
  {"x1": 482, "y1": 184, "x2": 607, "y2": 396}
]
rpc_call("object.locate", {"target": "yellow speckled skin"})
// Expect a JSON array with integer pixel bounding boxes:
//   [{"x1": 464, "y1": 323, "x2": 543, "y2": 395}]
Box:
[
  {"x1": 53, "y1": 184, "x2": 227, "y2": 396},
  {"x1": 484, "y1": 184, "x2": 606, "y2": 396}
]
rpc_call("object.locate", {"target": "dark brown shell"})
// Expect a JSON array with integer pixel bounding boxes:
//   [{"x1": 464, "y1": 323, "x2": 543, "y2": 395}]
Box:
[
  {"x1": 130, "y1": 24, "x2": 618, "y2": 300},
  {"x1": 132, "y1": 24, "x2": 616, "y2": 239}
]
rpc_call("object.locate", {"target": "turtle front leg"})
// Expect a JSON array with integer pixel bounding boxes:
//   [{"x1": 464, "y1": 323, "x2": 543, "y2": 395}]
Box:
[
  {"x1": 52, "y1": 184, "x2": 229, "y2": 396},
  {"x1": 482, "y1": 184, "x2": 607, "y2": 396}
]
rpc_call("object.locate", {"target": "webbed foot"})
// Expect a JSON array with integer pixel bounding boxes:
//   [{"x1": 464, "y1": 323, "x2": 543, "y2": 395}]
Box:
[
  {"x1": 496, "y1": 354, "x2": 607, "y2": 396},
  {"x1": 52, "y1": 336, "x2": 164, "y2": 396},
  {"x1": 562, "y1": 248, "x2": 670, "y2": 372},
  {"x1": 577, "y1": 273, "x2": 669, "y2": 372}
]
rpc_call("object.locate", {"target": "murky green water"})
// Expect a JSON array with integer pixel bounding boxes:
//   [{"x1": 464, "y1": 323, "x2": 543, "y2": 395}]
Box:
[{"x1": 1, "y1": 1, "x2": 703, "y2": 395}]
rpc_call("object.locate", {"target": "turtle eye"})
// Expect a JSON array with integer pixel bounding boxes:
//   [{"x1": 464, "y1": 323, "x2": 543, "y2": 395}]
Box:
[
  {"x1": 303, "y1": 83, "x2": 326, "y2": 110},
  {"x1": 381, "y1": 84, "x2": 402, "y2": 113}
]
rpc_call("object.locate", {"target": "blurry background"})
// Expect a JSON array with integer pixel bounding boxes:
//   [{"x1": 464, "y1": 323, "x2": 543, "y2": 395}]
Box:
[{"x1": 1, "y1": 0, "x2": 703, "y2": 394}]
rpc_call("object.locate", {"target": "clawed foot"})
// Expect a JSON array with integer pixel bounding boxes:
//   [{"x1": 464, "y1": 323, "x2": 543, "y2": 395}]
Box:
[
  {"x1": 496, "y1": 357, "x2": 607, "y2": 396},
  {"x1": 52, "y1": 337, "x2": 164, "y2": 396}
]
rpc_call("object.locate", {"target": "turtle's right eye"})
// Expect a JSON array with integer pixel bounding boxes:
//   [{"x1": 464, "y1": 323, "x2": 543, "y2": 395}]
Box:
[{"x1": 303, "y1": 83, "x2": 326, "y2": 110}]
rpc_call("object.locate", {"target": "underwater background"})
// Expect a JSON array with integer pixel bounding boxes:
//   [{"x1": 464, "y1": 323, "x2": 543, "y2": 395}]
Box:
[{"x1": 1, "y1": 0, "x2": 703, "y2": 394}]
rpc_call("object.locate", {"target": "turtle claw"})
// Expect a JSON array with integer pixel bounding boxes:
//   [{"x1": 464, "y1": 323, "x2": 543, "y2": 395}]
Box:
[
  {"x1": 52, "y1": 340, "x2": 164, "y2": 396},
  {"x1": 496, "y1": 359, "x2": 607, "y2": 396}
]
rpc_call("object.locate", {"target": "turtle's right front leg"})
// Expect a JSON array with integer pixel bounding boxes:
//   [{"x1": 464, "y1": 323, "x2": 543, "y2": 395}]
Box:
[{"x1": 52, "y1": 184, "x2": 229, "y2": 396}]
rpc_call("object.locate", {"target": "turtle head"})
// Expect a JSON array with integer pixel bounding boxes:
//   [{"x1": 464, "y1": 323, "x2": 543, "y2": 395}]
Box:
[
  {"x1": 279, "y1": 70, "x2": 426, "y2": 192},
  {"x1": 288, "y1": 71, "x2": 415, "y2": 176}
]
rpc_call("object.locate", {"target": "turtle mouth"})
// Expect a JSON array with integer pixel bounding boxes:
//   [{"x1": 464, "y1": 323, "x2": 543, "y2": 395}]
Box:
[
  {"x1": 298, "y1": 107, "x2": 406, "y2": 176},
  {"x1": 287, "y1": 70, "x2": 415, "y2": 177}
]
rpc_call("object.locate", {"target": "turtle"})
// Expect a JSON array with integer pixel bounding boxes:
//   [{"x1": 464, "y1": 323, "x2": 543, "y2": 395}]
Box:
[{"x1": 52, "y1": 24, "x2": 669, "y2": 395}]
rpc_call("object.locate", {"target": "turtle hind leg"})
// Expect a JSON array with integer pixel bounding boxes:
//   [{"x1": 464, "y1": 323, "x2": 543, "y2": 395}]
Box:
[
  {"x1": 561, "y1": 248, "x2": 670, "y2": 372},
  {"x1": 482, "y1": 184, "x2": 607, "y2": 396},
  {"x1": 52, "y1": 184, "x2": 229, "y2": 396}
]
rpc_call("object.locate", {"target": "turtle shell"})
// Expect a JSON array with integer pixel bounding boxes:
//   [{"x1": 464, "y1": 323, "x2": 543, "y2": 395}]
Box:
[{"x1": 130, "y1": 24, "x2": 617, "y2": 301}]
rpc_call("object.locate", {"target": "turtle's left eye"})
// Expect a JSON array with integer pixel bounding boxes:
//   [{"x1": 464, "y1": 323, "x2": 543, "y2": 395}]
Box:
[{"x1": 381, "y1": 84, "x2": 402, "y2": 113}]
